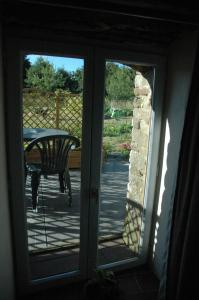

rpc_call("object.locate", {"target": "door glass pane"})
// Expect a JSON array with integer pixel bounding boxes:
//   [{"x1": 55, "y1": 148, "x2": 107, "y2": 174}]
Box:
[
  {"x1": 98, "y1": 61, "x2": 153, "y2": 266},
  {"x1": 23, "y1": 54, "x2": 84, "y2": 279}
]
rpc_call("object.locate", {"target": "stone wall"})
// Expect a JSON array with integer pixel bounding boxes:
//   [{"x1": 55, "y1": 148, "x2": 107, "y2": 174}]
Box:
[{"x1": 123, "y1": 70, "x2": 152, "y2": 253}]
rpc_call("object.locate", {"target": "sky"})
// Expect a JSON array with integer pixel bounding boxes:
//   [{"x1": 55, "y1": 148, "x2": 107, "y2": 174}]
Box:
[
  {"x1": 27, "y1": 54, "x2": 84, "y2": 72},
  {"x1": 27, "y1": 54, "x2": 127, "y2": 73}
]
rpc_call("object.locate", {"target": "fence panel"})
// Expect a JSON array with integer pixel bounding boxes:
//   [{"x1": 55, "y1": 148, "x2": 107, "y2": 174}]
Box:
[{"x1": 23, "y1": 89, "x2": 83, "y2": 139}]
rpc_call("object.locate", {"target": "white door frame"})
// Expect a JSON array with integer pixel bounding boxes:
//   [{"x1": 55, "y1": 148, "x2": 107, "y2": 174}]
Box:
[
  {"x1": 5, "y1": 36, "x2": 165, "y2": 293},
  {"x1": 5, "y1": 37, "x2": 95, "y2": 293},
  {"x1": 87, "y1": 48, "x2": 166, "y2": 274}
]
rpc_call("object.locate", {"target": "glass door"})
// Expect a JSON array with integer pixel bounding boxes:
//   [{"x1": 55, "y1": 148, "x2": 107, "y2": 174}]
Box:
[
  {"x1": 6, "y1": 37, "x2": 164, "y2": 292},
  {"x1": 23, "y1": 54, "x2": 86, "y2": 280},
  {"x1": 98, "y1": 60, "x2": 153, "y2": 266},
  {"x1": 5, "y1": 37, "x2": 94, "y2": 292},
  {"x1": 88, "y1": 50, "x2": 164, "y2": 273}
]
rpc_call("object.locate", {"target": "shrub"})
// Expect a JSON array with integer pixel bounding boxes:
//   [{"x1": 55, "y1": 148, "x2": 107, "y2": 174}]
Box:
[
  {"x1": 103, "y1": 142, "x2": 113, "y2": 157},
  {"x1": 119, "y1": 142, "x2": 131, "y2": 160},
  {"x1": 103, "y1": 123, "x2": 132, "y2": 137}
]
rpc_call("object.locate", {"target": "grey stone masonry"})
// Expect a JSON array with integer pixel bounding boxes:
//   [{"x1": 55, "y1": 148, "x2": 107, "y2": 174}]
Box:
[{"x1": 123, "y1": 70, "x2": 152, "y2": 253}]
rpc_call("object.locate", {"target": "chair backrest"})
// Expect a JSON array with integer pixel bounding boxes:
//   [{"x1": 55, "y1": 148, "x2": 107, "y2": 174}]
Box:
[{"x1": 25, "y1": 134, "x2": 80, "y2": 174}]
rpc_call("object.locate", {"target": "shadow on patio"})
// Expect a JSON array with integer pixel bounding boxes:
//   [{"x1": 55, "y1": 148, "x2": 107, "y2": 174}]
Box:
[{"x1": 25, "y1": 156, "x2": 137, "y2": 279}]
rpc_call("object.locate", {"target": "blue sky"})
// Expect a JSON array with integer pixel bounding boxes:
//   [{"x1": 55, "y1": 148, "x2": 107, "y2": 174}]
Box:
[{"x1": 27, "y1": 54, "x2": 84, "y2": 72}]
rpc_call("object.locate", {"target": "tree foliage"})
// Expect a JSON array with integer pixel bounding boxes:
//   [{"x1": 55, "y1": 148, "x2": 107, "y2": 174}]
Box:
[
  {"x1": 24, "y1": 56, "x2": 83, "y2": 93},
  {"x1": 25, "y1": 57, "x2": 66, "y2": 92},
  {"x1": 73, "y1": 67, "x2": 84, "y2": 93},
  {"x1": 24, "y1": 57, "x2": 135, "y2": 99},
  {"x1": 23, "y1": 55, "x2": 31, "y2": 86},
  {"x1": 56, "y1": 68, "x2": 80, "y2": 93},
  {"x1": 105, "y1": 62, "x2": 135, "y2": 101}
]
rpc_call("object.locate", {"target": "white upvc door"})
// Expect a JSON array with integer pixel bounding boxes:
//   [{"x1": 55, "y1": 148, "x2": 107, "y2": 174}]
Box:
[
  {"x1": 87, "y1": 48, "x2": 165, "y2": 275},
  {"x1": 5, "y1": 36, "x2": 165, "y2": 293},
  {"x1": 5, "y1": 37, "x2": 96, "y2": 293}
]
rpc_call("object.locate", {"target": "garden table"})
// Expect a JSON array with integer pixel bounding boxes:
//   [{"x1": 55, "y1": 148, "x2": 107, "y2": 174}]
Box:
[{"x1": 23, "y1": 128, "x2": 69, "y2": 141}]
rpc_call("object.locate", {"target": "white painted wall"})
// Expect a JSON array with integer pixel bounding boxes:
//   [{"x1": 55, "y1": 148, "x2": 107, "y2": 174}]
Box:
[
  {"x1": 0, "y1": 26, "x2": 15, "y2": 300},
  {"x1": 151, "y1": 32, "x2": 198, "y2": 278}
]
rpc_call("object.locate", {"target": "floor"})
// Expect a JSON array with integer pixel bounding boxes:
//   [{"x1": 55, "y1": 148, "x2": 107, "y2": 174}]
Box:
[
  {"x1": 29, "y1": 236, "x2": 135, "y2": 279},
  {"x1": 19, "y1": 265, "x2": 159, "y2": 300}
]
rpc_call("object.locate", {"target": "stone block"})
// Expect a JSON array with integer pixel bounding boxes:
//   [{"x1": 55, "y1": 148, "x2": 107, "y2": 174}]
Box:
[
  {"x1": 132, "y1": 130, "x2": 149, "y2": 148},
  {"x1": 133, "y1": 99, "x2": 141, "y2": 108},
  {"x1": 132, "y1": 118, "x2": 140, "y2": 129},
  {"x1": 134, "y1": 73, "x2": 150, "y2": 88},
  {"x1": 140, "y1": 119, "x2": 150, "y2": 135},
  {"x1": 134, "y1": 87, "x2": 150, "y2": 96},
  {"x1": 133, "y1": 107, "x2": 151, "y2": 121}
]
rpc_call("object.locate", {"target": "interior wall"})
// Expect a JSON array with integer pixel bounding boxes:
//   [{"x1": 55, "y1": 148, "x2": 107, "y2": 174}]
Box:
[
  {"x1": 0, "y1": 25, "x2": 15, "y2": 300},
  {"x1": 1, "y1": 8, "x2": 198, "y2": 294},
  {"x1": 150, "y1": 32, "x2": 198, "y2": 279}
]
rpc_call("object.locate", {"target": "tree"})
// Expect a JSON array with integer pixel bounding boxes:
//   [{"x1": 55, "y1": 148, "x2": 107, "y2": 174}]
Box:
[
  {"x1": 56, "y1": 68, "x2": 75, "y2": 92},
  {"x1": 105, "y1": 62, "x2": 135, "y2": 101},
  {"x1": 25, "y1": 57, "x2": 66, "y2": 92},
  {"x1": 56, "y1": 68, "x2": 83, "y2": 93},
  {"x1": 23, "y1": 55, "x2": 31, "y2": 87},
  {"x1": 73, "y1": 67, "x2": 84, "y2": 93}
]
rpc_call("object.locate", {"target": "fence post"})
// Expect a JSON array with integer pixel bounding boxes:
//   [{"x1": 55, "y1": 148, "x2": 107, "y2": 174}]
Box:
[{"x1": 55, "y1": 95, "x2": 60, "y2": 129}]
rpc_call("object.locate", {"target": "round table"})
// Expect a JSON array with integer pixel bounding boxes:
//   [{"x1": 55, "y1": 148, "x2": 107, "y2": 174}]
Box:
[{"x1": 23, "y1": 128, "x2": 69, "y2": 141}]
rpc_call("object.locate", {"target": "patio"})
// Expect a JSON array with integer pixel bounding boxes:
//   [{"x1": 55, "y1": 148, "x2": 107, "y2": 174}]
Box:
[{"x1": 25, "y1": 156, "x2": 137, "y2": 279}]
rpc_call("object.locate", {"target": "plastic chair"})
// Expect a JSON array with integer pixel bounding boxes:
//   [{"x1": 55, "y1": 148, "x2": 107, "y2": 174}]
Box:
[{"x1": 24, "y1": 134, "x2": 80, "y2": 210}]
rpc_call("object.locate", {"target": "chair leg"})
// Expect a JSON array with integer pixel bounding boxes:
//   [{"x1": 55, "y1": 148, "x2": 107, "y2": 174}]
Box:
[
  {"x1": 24, "y1": 163, "x2": 27, "y2": 184},
  {"x1": 31, "y1": 172, "x2": 40, "y2": 210},
  {"x1": 59, "y1": 169, "x2": 72, "y2": 206},
  {"x1": 65, "y1": 169, "x2": 72, "y2": 206},
  {"x1": 59, "y1": 172, "x2": 65, "y2": 193}
]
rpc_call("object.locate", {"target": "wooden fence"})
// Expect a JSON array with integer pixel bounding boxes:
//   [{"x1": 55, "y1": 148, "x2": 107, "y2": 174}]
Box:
[{"x1": 23, "y1": 89, "x2": 83, "y2": 139}]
